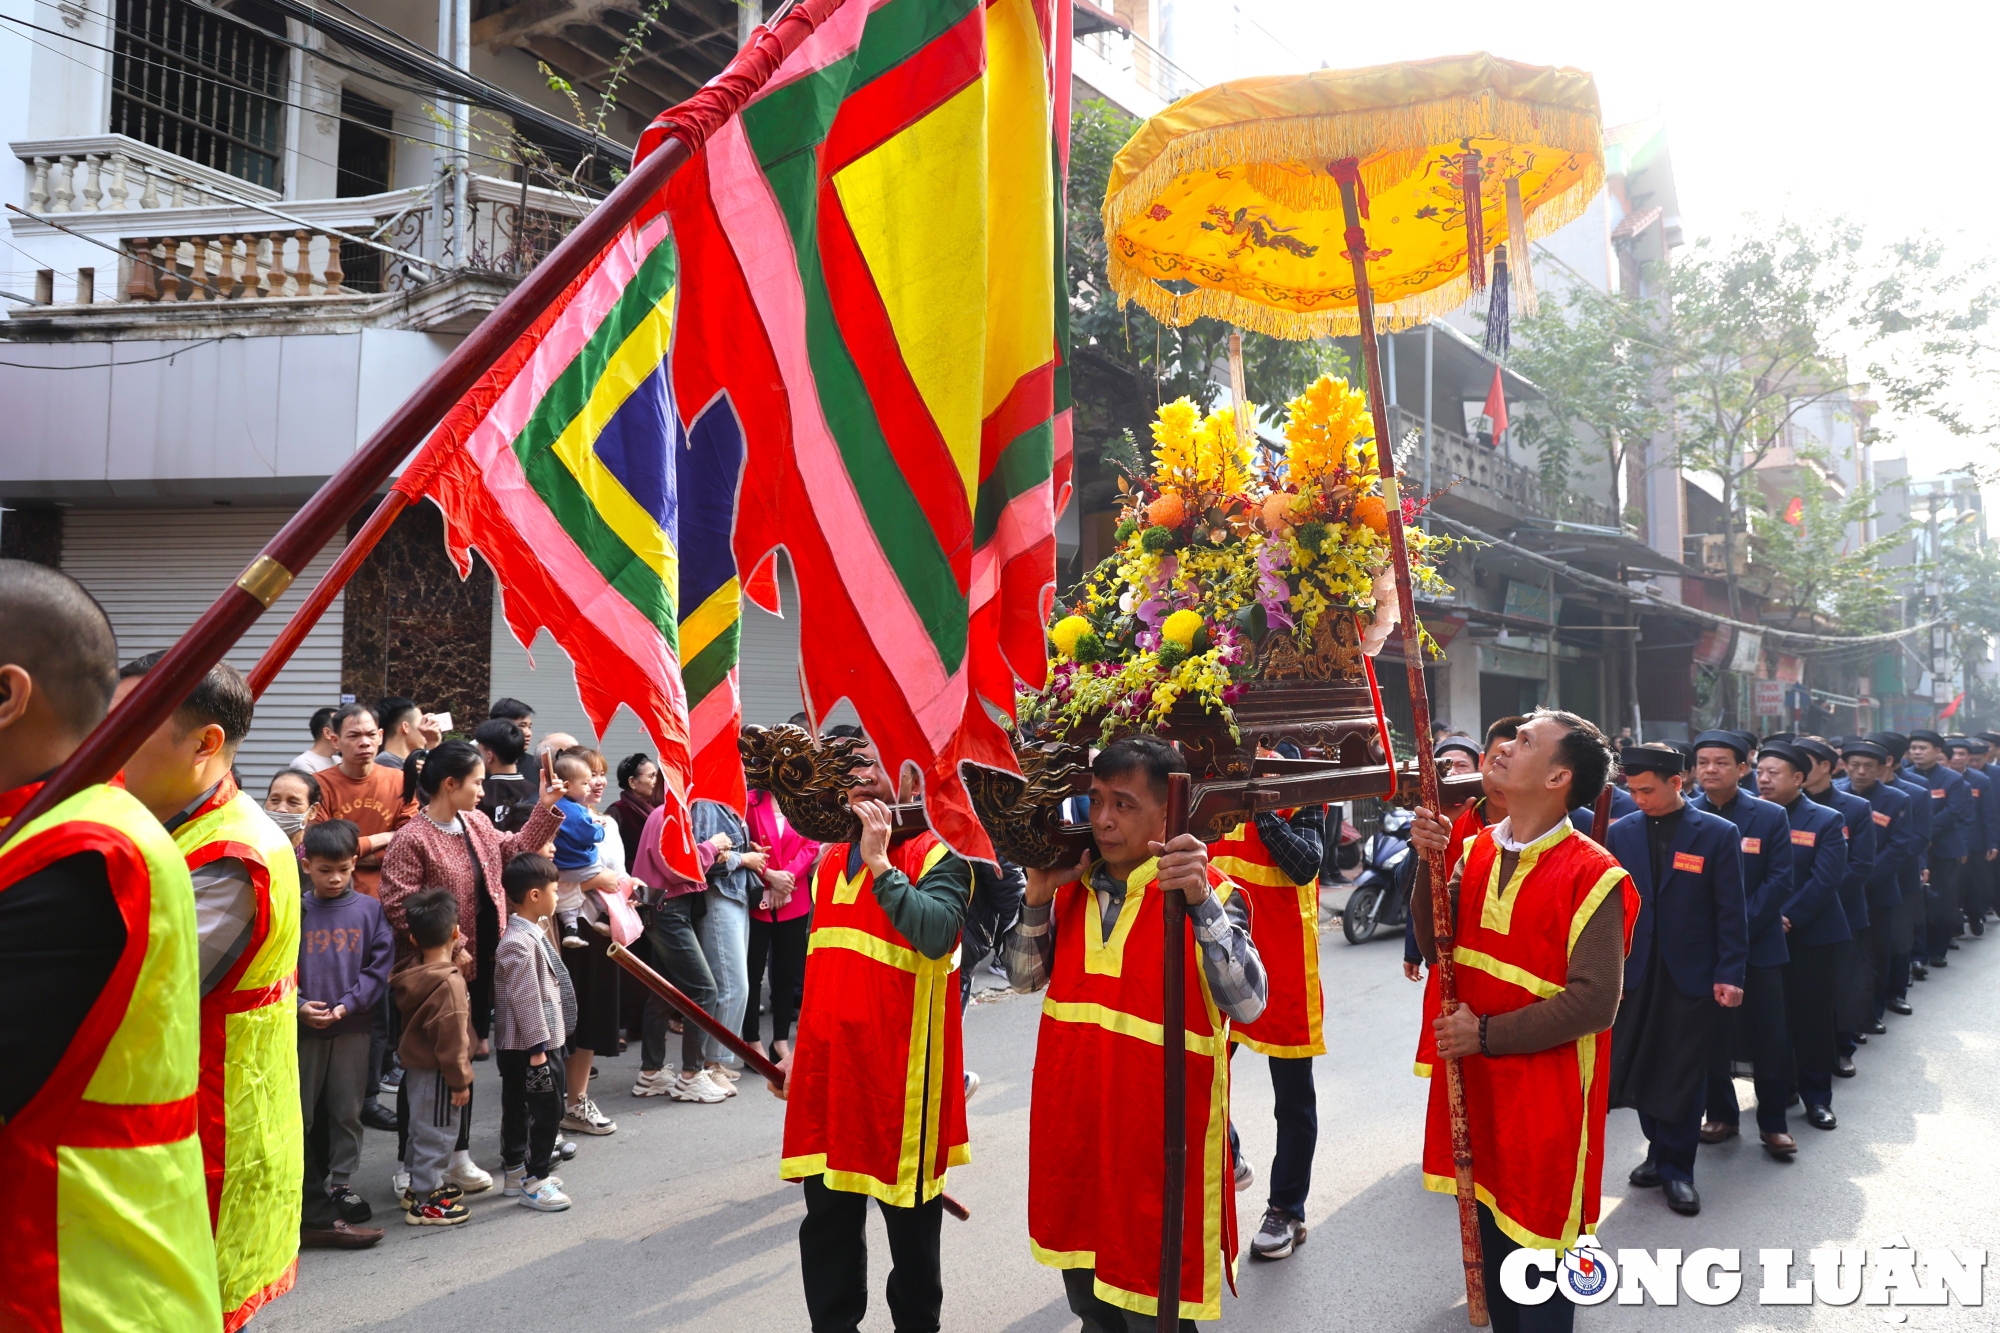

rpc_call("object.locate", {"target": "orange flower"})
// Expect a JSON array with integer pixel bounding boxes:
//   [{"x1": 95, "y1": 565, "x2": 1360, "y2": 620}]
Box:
[
  {"x1": 1352, "y1": 494, "x2": 1390, "y2": 534},
  {"x1": 1147, "y1": 492, "x2": 1187, "y2": 529}
]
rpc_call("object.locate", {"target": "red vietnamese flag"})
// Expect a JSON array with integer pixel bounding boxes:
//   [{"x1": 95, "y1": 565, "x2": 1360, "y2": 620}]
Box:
[
  {"x1": 1784, "y1": 496, "x2": 1804, "y2": 526},
  {"x1": 1483, "y1": 366, "x2": 1508, "y2": 445}
]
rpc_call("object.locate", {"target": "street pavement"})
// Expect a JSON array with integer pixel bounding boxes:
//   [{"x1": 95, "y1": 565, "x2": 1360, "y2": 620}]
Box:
[{"x1": 265, "y1": 892, "x2": 2000, "y2": 1332}]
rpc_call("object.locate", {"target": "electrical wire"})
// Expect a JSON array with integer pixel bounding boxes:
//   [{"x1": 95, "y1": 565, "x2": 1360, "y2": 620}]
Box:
[{"x1": 0, "y1": 336, "x2": 232, "y2": 368}]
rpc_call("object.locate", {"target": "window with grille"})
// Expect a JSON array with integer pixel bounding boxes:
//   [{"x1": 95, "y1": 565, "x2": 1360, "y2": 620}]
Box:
[{"x1": 111, "y1": 0, "x2": 289, "y2": 191}]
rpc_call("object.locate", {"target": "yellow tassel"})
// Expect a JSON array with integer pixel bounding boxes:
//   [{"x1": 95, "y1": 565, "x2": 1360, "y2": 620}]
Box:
[{"x1": 1505, "y1": 176, "x2": 1539, "y2": 318}]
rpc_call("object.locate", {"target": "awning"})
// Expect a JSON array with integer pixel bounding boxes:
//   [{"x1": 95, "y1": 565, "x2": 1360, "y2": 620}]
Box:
[{"x1": 1504, "y1": 519, "x2": 1700, "y2": 577}]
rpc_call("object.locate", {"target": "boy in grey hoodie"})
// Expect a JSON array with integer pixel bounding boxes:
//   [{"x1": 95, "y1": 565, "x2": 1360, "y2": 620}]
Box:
[
  {"x1": 393, "y1": 889, "x2": 474, "y2": 1225},
  {"x1": 492, "y1": 853, "x2": 577, "y2": 1211}
]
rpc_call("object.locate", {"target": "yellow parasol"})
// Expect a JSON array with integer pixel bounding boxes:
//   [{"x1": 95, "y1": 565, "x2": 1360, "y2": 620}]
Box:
[
  {"x1": 1103, "y1": 51, "x2": 1603, "y2": 339},
  {"x1": 1104, "y1": 53, "x2": 1607, "y2": 1331}
]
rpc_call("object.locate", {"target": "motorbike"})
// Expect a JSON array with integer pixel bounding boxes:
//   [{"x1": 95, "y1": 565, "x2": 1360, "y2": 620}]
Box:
[{"x1": 1339, "y1": 806, "x2": 1415, "y2": 944}]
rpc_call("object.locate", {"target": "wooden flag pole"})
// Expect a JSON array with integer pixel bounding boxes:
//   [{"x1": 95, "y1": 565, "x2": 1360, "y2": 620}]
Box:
[
  {"x1": 0, "y1": 0, "x2": 850, "y2": 851},
  {"x1": 1333, "y1": 159, "x2": 1489, "y2": 1326},
  {"x1": 1156, "y1": 770, "x2": 1191, "y2": 1333},
  {"x1": 246, "y1": 491, "x2": 410, "y2": 699}
]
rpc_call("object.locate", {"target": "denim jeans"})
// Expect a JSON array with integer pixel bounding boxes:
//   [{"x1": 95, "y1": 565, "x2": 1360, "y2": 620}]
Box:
[
  {"x1": 698, "y1": 886, "x2": 751, "y2": 1067},
  {"x1": 637, "y1": 894, "x2": 720, "y2": 1074}
]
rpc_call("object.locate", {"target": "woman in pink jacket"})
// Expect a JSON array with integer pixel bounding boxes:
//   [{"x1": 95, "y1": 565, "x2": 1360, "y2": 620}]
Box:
[{"x1": 741, "y1": 787, "x2": 821, "y2": 1060}]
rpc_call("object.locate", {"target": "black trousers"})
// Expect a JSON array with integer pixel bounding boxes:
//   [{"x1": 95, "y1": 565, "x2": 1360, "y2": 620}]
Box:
[
  {"x1": 301, "y1": 1078, "x2": 338, "y2": 1230},
  {"x1": 497, "y1": 1048, "x2": 565, "y2": 1179},
  {"x1": 1785, "y1": 941, "x2": 1839, "y2": 1108},
  {"x1": 1224, "y1": 1046, "x2": 1318, "y2": 1221},
  {"x1": 799, "y1": 1173, "x2": 943, "y2": 1333},
  {"x1": 1061, "y1": 1268, "x2": 1195, "y2": 1332},
  {"x1": 1478, "y1": 1203, "x2": 1574, "y2": 1333},
  {"x1": 1967, "y1": 855, "x2": 1994, "y2": 922},
  {"x1": 1707, "y1": 963, "x2": 1790, "y2": 1135},
  {"x1": 1927, "y1": 858, "x2": 1963, "y2": 963},
  {"x1": 744, "y1": 912, "x2": 810, "y2": 1047}
]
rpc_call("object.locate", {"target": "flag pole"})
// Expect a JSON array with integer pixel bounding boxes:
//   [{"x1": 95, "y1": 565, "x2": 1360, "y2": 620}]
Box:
[
  {"x1": 1156, "y1": 770, "x2": 1191, "y2": 1333},
  {"x1": 246, "y1": 491, "x2": 410, "y2": 699},
  {"x1": 1333, "y1": 159, "x2": 1489, "y2": 1326},
  {"x1": 0, "y1": 0, "x2": 853, "y2": 850}
]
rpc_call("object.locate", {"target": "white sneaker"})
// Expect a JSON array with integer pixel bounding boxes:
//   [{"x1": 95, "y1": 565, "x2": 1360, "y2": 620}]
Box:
[
  {"x1": 501, "y1": 1165, "x2": 525, "y2": 1197},
  {"x1": 519, "y1": 1176, "x2": 572, "y2": 1212},
  {"x1": 705, "y1": 1062, "x2": 743, "y2": 1083},
  {"x1": 964, "y1": 1070, "x2": 981, "y2": 1102},
  {"x1": 632, "y1": 1068, "x2": 676, "y2": 1098},
  {"x1": 562, "y1": 1095, "x2": 617, "y2": 1135},
  {"x1": 667, "y1": 1070, "x2": 730, "y2": 1103},
  {"x1": 445, "y1": 1156, "x2": 493, "y2": 1193},
  {"x1": 391, "y1": 1165, "x2": 410, "y2": 1196}
]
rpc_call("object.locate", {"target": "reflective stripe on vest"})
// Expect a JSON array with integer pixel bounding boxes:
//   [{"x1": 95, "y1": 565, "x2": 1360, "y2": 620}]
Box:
[
  {"x1": 780, "y1": 835, "x2": 967, "y2": 1207},
  {"x1": 0, "y1": 782, "x2": 222, "y2": 1333},
  {"x1": 173, "y1": 780, "x2": 303, "y2": 1329},
  {"x1": 1207, "y1": 817, "x2": 1326, "y2": 1058}
]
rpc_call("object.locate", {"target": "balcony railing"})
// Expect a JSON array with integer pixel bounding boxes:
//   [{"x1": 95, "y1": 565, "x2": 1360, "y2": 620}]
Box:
[{"x1": 1391, "y1": 404, "x2": 1617, "y2": 530}]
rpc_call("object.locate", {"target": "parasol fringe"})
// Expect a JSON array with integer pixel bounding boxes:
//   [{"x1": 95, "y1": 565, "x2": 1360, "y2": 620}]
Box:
[
  {"x1": 1244, "y1": 149, "x2": 1422, "y2": 214},
  {"x1": 1106, "y1": 168, "x2": 1599, "y2": 340},
  {"x1": 1103, "y1": 94, "x2": 1604, "y2": 244},
  {"x1": 1504, "y1": 176, "x2": 1539, "y2": 317}
]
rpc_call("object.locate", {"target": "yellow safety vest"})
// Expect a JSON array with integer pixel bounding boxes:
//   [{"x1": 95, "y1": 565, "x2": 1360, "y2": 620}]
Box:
[
  {"x1": 173, "y1": 777, "x2": 303, "y2": 1329},
  {"x1": 0, "y1": 780, "x2": 222, "y2": 1333}
]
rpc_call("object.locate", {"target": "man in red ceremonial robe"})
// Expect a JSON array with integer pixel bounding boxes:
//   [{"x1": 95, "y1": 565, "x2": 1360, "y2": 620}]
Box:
[
  {"x1": 768, "y1": 728, "x2": 972, "y2": 1333},
  {"x1": 1006, "y1": 736, "x2": 1269, "y2": 1330},
  {"x1": 1409, "y1": 710, "x2": 1638, "y2": 1333}
]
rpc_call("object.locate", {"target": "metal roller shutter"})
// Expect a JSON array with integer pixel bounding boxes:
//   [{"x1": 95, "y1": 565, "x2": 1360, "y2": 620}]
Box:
[{"x1": 61, "y1": 507, "x2": 346, "y2": 797}]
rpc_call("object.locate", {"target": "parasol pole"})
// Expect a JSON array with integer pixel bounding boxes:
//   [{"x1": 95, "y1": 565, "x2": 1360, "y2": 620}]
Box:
[
  {"x1": 0, "y1": 0, "x2": 851, "y2": 851},
  {"x1": 1227, "y1": 328, "x2": 1250, "y2": 457},
  {"x1": 1332, "y1": 158, "x2": 1488, "y2": 1327},
  {"x1": 1157, "y1": 770, "x2": 1191, "y2": 1333}
]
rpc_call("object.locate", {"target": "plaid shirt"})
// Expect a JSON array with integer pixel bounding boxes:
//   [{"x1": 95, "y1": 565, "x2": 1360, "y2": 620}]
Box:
[{"x1": 1004, "y1": 860, "x2": 1267, "y2": 1023}]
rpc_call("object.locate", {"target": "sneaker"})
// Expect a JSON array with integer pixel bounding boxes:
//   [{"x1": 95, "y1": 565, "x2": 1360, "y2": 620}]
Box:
[
  {"x1": 390, "y1": 1166, "x2": 411, "y2": 1197},
  {"x1": 555, "y1": 1135, "x2": 579, "y2": 1161},
  {"x1": 560, "y1": 918, "x2": 587, "y2": 950},
  {"x1": 705, "y1": 1062, "x2": 743, "y2": 1083},
  {"x1": 1234, "y1": 1155, "x2": 1254, "y2": 1193},
  {"x1": 378, "y1": 1067, "x2": 404, "y2": 1094},
  {"x1": 1249, "y1": 1207, "x2": 1306, "y2": 1260},
  {"x1": 519, "y1": 1176, "x2": 572, "y2": 1212},
  {"x1": 502, "y1": 1165, "x2": 525, "y2": 1197},
  {"x1": 403, "y1": 1187, "x2": 469, "y2": 1226},
  {"x1": 328, "y1": 1183, "x2": 371, "y2": 1223},
  {"x1": 632, "y1": 1068, "x2": 677, "y2": 1098},
  {"x1": 964, "y1": 1070, "x2": 981, "y2": 1102},
  {"x1": 667, "y1": 1070, "x2": 730, "y2": 1103},
  {"x1": 444, "y1": 1157, "x2": 493, "y2": 1193},
  {"x1": 563, "y1": 1096, "x2": 617, "y2": 1135},
  {"x1": 398, "y1": 1182, "x2": 462, "y2": 1212}
]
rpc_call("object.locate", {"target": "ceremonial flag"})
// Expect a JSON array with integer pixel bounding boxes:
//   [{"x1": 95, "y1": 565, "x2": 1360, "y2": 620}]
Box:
[
  {"x1": 649, "y1": 0, "x2": 1072, "y2": 859},
  {"x1": 1482, "y1": 365, "x2": 1508, "y2": 446},
  {"x1": 393, "y1": 219, "x2": 706, "y2": 879}
]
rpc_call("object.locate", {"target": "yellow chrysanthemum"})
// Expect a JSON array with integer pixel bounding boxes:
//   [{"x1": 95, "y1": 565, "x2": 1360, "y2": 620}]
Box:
[
  {"x1": 1162, "y1": 609, "x2": 1204, "y2": 648},
  {"x1": 1283, "y1": 374, "x2": 1373, "y2": 492},
  {"x1": 1151, "y1": 396, "x2": 1251, "y2": 497},
  {"x1": 1049, "y1": 615, "x2": 1092, "y2": 659}
]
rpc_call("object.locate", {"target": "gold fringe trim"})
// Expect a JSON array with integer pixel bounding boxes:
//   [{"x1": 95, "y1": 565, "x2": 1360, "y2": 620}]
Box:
[
  {"x1": 1242, "y1": 149, "x2": 1422, "y2": 214},
  {"x1": 1105, "y1": 164, "x2": 1600, "y2": 340},
  {"x1": 1103, "y1": 93, "x2": 1603, "y2": 245}
]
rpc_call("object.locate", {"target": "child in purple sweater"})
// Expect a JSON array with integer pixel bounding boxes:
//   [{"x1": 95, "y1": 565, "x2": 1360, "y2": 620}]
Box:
[{"x1": 298, "y1": 820, "x2": 394, "y2": 1222}]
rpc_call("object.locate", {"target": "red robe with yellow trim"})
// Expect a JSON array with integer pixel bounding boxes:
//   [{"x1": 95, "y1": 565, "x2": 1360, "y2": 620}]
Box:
[
  {"x1": 781, "y1": 833, "x2": 968, "y2": 1207},
  {"x1": 1413, "y1": 800, "x2": 1492, "y2": 1079},
  {"x1": 1207, "y1": 816, "x2": 1324, "y2": 1058},
  {"x1": 1417, "y1": 821, "x2": 1637, "y2": 1249},
  {"x1": 1028, "y1": 863, "x2": 1239, "y2": 1322}
]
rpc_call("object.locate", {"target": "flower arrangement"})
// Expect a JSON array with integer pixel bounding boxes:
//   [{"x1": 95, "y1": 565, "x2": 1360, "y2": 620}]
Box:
[{"x1": 1021, "y1": 373, "x2": 1454, "y2": 744}]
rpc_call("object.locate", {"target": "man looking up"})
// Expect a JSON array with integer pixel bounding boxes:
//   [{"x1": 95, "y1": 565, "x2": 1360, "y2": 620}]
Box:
[
  {"x1": 1009, "y1": 736, "x2": 1266, "y2": 1330},
  {"x1": 375, "y1": 696, "x2": 441, "y2": 772},
  {"x1": 1756, "y1": 744, "x2": 1849, "y2": 1133},
  {"x1": 309, "y1": 703, "x2": 415, "y2": 898},
  {"x1": 1905, "y1": 729, "x2": 1969, "y2": 971},
  {"x1": 1409, "y1": 709, "x2": 1637, "y2": 1332},
  {"x1": 771, "y1": 730, "x2": 971, "y2": 1333},
  {"x1": 116, "y1": 653, "x2": 303, "y2": 1326},
  {"x1": 0, "y1": 561, "x2": 221, "y2": 1328},
  {"x1": 1688, "y1": 729, "x2": 1796, "y2": 1156},
  {"x1": 1605, "y1": 744, "x2": 1746, "y2": 1218},
  {"x1": 1836, "y1": 741, "x2": 1913, "y2": 1031}
]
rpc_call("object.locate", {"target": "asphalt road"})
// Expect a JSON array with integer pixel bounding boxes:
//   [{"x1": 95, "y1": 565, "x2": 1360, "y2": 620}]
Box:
[{"x1": 263, "y1": 894, "x2": 2000, "y2": 1332}]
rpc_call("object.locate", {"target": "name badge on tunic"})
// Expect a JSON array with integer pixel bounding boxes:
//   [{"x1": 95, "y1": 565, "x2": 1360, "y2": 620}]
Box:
[
  {"x1": 1933, "y1": 790, "x2": 1947, "y2": 798},
  {"x1": 1673, "y1": 852, "x2": 1704, "y2": 873},
  {"x1": 1791, "y1": 829, "x2": 1817, "y2": 846},
  {"x1": 1873, "y1": 811, "x2": 1892, "y2": 826},
  {"x1": 1741, "y1": 837, "x2": 1761, "y2": 854}
]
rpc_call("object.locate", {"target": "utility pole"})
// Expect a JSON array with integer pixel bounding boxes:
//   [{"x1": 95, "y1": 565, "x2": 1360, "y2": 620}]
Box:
[{"x1": 1928, "y1": 491, "x2": 1948, "y2": 727}]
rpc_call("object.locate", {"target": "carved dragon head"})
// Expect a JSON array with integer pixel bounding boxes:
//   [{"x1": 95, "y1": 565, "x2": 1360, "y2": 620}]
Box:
[{"x1": 738, "y1": 724, "x2": 870, "y2": 842}]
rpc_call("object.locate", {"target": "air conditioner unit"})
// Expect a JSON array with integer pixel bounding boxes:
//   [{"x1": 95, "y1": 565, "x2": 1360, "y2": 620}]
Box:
[{"x1": 1689, "y1": 533, "x2": 1746, "y2": 575}]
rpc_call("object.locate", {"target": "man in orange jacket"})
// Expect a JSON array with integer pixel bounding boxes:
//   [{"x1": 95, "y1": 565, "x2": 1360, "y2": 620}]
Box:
[{"x1": 1409, "y1": 709, "x2": 1637, "y2": 1332}]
